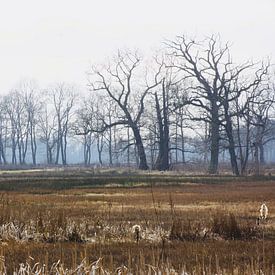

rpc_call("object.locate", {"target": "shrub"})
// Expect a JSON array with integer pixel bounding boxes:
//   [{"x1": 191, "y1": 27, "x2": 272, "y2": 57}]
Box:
[
  {"x1": 67, "y1": 225, "x2": 85, "y2": 243},
  {"x1": 169, "y1": 219, "x2": 202, "y2": 241},
  {"x1": 211, "y1": 213, "x2": 258, "y2": 240}
]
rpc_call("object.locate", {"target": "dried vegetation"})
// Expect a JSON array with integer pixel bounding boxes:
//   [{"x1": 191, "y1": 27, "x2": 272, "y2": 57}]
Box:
[{"x1": 0, "y1": 169, "x2": 274, "y2": 274}]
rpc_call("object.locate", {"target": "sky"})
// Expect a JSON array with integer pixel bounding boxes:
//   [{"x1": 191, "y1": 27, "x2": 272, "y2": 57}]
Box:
[{"x1": 0, "y1": 0, "x2": 274, "y2": 94}]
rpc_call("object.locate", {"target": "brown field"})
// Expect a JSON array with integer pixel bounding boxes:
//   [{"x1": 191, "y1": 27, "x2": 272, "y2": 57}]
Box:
[{"x1": 0, "y1": 169, "x2": 275, "y2": 274}]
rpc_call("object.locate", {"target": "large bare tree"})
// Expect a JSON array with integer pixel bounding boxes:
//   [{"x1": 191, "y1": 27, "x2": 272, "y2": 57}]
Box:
[
  {"x1": 89, "y1": 51, "x2": 162, "y2": 170},
  {"x1": 166, "y1": 35, "x2": 270, "y2": 174}
]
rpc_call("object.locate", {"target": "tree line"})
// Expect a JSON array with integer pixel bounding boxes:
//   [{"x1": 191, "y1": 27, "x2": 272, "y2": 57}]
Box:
[{"x1": 0, "y1": 35, "x2": 274, "y2": 175}]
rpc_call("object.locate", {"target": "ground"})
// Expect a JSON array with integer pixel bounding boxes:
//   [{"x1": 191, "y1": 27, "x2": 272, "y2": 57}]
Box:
[{"x1": 0, "y1": 168, "x2": 274, "y2": 274}]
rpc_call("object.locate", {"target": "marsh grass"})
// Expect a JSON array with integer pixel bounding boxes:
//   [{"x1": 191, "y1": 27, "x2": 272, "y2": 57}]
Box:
[
  {"x1": 0, "y1": 168, "x2": 274, "y2": 191},
  {"x1": 211, "y1": 212, "x2": 259, "y2": 240},
  {"x1": 0, "y1": 170, "x2": 274, "y2": 273}
]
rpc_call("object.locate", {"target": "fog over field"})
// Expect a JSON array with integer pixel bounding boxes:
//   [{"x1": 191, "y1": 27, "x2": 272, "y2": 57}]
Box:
[
  {"x1": 0, "y1": 2, "x2": 275, "y2": 273},
  {"x1": 0, "y1": 0, "x2": 274, "y2": 172}
]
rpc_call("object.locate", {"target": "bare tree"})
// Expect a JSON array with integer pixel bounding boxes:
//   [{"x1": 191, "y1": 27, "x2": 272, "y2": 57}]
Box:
[
  {"x1": 248, "y1": 86, "x2": 275, "y2": 175},
  {"x1": 166, "y1": 35, "x2": 270, "y2": 174},
  {"x1": 38, "y1": 100, "x2": 58, "y2": 164},
  {"x1": 4, "y1": 91, "x2": 29, "y2": 164},
  {"x1": 166, "y1": 36, "x2": 226, "y2": 173},
  {"x1": 89, "y1": 51, "x2": 162, "y2": 170},
  {"x1": 0, "y1": 102, "x2": 8, "y2": 164},
  {"x1": 48, "y1": 84, "x2": 76, "y2": 165},
  {"x1": 20, "y1": 81, "x2": 41, "y2": 165},
  {"x1": 75, "y1": 98, "x2": 95, "y2": 165},
  {"x1": 153, "y1": 78, "x2": 170, "y2": 170}
]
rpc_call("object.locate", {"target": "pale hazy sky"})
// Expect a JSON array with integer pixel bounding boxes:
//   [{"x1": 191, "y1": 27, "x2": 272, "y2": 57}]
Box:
[{"x1": 0, "y1": 0, "x2": 274, "y2": 93}]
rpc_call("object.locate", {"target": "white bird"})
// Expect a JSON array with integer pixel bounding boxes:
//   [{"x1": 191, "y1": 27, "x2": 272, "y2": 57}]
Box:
[{"x1": 260, "y1": 203, "x2": 268, "y2": 220}]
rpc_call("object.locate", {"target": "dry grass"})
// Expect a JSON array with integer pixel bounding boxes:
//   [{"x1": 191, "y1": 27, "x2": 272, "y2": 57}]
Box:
[{"x1": 0, "y1": 170, "x2": 274, "y2": 273}]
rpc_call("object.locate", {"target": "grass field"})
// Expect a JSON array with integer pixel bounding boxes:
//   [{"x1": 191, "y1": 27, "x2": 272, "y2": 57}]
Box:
[{"x1": 0, "y1": 168, "x2": 274, "y2": 274}]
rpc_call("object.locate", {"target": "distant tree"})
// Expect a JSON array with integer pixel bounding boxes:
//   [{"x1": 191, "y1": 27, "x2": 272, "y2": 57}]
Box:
[
  {"x1": 3, "y1": 91, "x2": 29, "y2": 164},
  {"x1": 0, "y1": 102, "x2": 8, "y2": 164},
  {"x1": 21, "y1": 81, "x2": 41, "y2": 165},
  {"x1": 48, "y1": 83, "x2": 76, "y2": 165},
  {"x1": 89, "y1": 50, "x2": 162, "y2": 170},
  {"x1": 38, "y1": 97, "x2": 58, "y2": 164},
  {"x1": 75, "y1": 97, "x2": 95, "y2": 165},
  {"x1": 248, "y1": 86, "x2": 274, "y2": 175}
]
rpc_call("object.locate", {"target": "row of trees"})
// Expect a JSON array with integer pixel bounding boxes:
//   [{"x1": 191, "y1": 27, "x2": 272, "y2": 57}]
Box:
[
  {"x1": 0, "y1": 35, "x2": 274, "y2": 175},
  {"x1": 0, "y1": 83, "x2": 76, "y2": 166}
]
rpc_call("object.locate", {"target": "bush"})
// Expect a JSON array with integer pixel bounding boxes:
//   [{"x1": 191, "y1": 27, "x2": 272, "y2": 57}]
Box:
[
  {"x1": 169, "y1": 219, "x2": 202, "y2": 241},
  {"x1": 67, "y1": 225, "x2": 85, "y2": 243},
  {"x1": 211, "y1": 213, "x2": 258, "y2": 240}
]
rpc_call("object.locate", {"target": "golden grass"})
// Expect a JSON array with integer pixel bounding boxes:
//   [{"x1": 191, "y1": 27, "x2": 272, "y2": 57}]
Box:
[{"x1": 0, "y1": 172, "x2": 274, "y2": 273}]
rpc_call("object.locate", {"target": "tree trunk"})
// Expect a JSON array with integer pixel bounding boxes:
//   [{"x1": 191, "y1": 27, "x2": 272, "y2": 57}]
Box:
[
  {"x1": 254, "y1": 143, "x2": 260, "y2": 176},
  {"x1": 208, "y1": 104, "x2": 219, "y2": 174},
  {"x1": 180, "y1": 122, "x2": 185, "y2": 163},
  {"x1": 223, "y1": 101, "x2": 240, "y2": 176},
  {"x1": 108, "y1": 114, "x2": 113, "y2": 166},
  {"x1": 154, "y1": 93, "x2": 164, "y2": 170},
  {"x1": 96, "y1": 135, "x2": 103, "y2": 166},
  {"x1": 127, "y1": 126, "x2": 130, "y2": 166},
  {"x1": 154, "y1": 84, "x2": 169, "y2": 171},
  {"x1": 132, "y1": 125, "x2": 148, "y2": 170},
  {"x1": 30, "y1": 122, "x2": 37, "y2": 165},
  {"x1": 0, "y1": 139, "x2": 6, "y2": 164},
  {"x1": 259, "y1": 141, "x2": 265, "y2": 165},
  {"x1": 55, "y1": 137, "x2": 60, "y2": 165},
  {"x1": 227, "y1": 136, "x2": 239, "y2": 176},
  {"x1": 162, "y1": 85, "x2": 170, "y2": 170}
]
